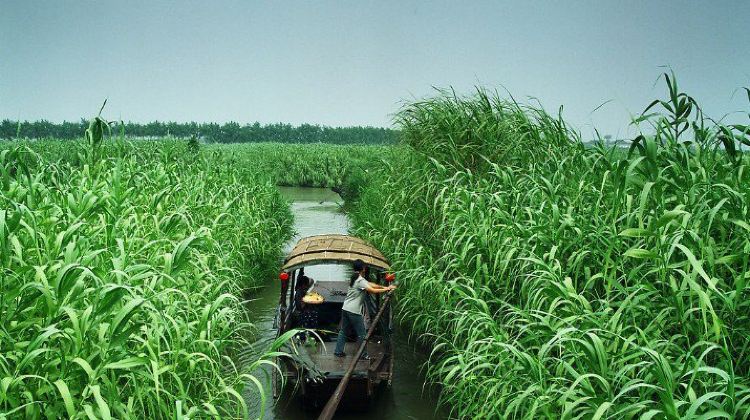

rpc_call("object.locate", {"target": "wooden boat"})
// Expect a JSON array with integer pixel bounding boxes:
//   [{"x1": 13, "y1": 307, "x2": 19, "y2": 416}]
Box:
[{"x1": 273, "y1": 234, "x2": 395, "y2": 412}]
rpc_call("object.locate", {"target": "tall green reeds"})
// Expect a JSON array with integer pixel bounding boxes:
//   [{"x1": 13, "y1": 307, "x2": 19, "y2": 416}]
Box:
[
  {"x1": 350, "y1": 76, "x2": 750, "y2": 418},
  {"x1": 214, "y1": 143, "x2": 389, "y2": 190},
  {"x1": 0, "y1": 137, "x2": 293, "y2": 418}
]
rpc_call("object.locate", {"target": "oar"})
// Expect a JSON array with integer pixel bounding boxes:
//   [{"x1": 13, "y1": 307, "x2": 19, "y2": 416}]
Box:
[{"x1": 317, "y1": 293, "x2": 393, "y2": 420}]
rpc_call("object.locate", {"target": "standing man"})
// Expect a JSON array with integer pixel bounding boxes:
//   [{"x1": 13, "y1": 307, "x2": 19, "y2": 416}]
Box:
[{"x1": 334, "y1": 259, "x2": 395, "y2": 359}]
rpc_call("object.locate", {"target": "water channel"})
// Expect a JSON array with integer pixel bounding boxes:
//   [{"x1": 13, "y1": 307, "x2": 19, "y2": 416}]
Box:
[{"x1": 243, "y1": 187, "x2": 446, "y2": 419}]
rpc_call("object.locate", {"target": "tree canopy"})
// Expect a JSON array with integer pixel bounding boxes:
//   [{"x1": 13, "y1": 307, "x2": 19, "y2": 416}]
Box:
[{"x1": 0, "y1": 119, "x2": 398, "y2": 144}]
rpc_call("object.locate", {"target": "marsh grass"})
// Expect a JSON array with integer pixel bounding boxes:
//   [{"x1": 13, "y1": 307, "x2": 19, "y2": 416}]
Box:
[
  {"x1": 214, "y1": 143, "x2": 390, "y2": 190},
  {"x1": 0, "y1": 136, "x2": 294, "y2": 418},
  {"x1": 350, "y1": 75, "x2": 750, "y2": 418}
]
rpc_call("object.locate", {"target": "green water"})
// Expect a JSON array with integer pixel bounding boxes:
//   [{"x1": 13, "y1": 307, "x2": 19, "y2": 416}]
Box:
[{"x1": 243, "y1": 187, "x2": 446, "y2": 419}]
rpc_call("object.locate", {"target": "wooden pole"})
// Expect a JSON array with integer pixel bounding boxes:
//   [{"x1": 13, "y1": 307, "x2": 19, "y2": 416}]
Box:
[{"x1": 317, "y1": 293, "x2": 393, "y2": 420}]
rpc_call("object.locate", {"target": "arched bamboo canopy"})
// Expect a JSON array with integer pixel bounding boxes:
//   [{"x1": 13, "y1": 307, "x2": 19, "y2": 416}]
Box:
[{"x1": 282, "y1": 234, "x2": 390, "y2": 272}]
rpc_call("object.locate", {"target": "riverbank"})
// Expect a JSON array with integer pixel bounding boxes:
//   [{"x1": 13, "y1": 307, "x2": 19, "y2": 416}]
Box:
[
  {"x1": 0, "y1": 140, "x2": 294, "y2": 418},
  {"x1": 346, "y1": 83, "x2": 750, "y2": 418}
]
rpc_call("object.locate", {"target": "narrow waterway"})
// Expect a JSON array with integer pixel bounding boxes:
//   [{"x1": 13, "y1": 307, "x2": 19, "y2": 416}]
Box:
[{"x1": 244, "y1": 187, "x2": 446, "y2": 420}]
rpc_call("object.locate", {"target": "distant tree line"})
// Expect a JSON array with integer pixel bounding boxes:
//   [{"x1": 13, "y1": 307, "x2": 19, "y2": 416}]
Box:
[{"x1": 0, "y1": 119, "x2": 399, "y2": 144}]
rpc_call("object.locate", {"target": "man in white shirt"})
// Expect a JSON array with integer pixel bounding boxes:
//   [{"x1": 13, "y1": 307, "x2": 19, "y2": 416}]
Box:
[{"x1": 333, "y1": 259, "x2": 395, "y2": 359}]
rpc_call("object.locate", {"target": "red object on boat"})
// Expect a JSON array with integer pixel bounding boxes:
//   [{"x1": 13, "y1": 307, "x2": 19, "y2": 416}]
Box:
[{"x1": 279, "y1": 272, "x2": 289, "y2": 281}]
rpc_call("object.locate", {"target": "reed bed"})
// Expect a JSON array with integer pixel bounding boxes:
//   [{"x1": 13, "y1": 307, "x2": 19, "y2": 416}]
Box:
[
  {"x1": 213, "y1": 143, "x2": 389, "y2": 191},
  {"x1": 0, "y1": 138, "x2": 293, "y2": 418},
  {"x1": 350, "y1": 76, "x2": 750, "y2": 418}
]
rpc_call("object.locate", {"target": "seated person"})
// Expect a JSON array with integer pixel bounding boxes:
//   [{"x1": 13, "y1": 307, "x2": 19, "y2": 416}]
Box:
[
  {"x1": 293, "y1": 272, "x2": 319, "y2": 340},
  {"x1": 294, "y1": 272, "x2": 313, "y2": 308}
]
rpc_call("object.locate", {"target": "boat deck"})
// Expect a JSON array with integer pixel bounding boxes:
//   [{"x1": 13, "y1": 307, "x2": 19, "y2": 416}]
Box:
[{"x1": 303, "y1": 341, "x2": 388, "y2": 377}]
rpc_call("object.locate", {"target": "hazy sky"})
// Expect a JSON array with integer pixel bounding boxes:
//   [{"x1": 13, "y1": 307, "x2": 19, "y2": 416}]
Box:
[{"x1": 2, "y1": 1, "x2": 749, "y2": 137}]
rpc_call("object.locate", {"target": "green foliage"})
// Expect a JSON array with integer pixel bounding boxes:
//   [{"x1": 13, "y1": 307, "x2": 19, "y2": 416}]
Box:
[
  {"x1": 350, "y1": 79, "x2": 750, "y2": 418},
  {"x1": 212, "y1": 143, "x2": 390, "y2": 189},
  {"x1": 0, "y1": 139, "x2": 294, "y2": 418},
  {"x1": 187, "y1": 135, "x2": 200, "y2": 153},
  {"x1": 84, "y1": 100, "x2": 111, "y2": 149}
]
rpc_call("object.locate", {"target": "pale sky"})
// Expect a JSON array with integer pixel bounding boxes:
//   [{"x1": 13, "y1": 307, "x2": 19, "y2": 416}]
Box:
[{"x1": 2, "y1": 1, "x2": 749, "y2": 138}]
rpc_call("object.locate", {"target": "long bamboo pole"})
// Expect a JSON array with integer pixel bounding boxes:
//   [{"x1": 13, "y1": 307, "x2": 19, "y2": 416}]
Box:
[{"x1": 317, "y1": 293, "x2": 393, "y2": 420}]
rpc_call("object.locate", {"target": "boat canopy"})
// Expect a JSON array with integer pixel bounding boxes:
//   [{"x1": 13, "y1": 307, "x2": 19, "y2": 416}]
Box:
[{"x1": 282, "y1": 234, "x2": 391, "y2": 272}]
